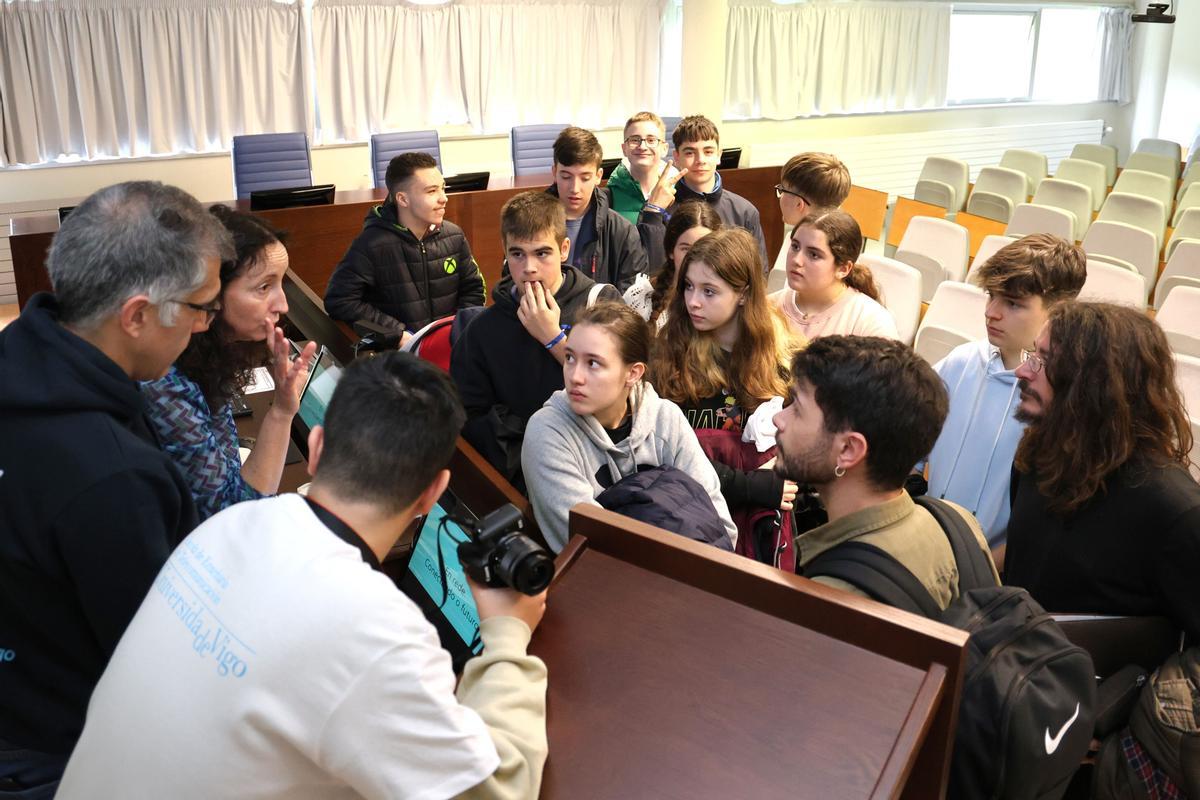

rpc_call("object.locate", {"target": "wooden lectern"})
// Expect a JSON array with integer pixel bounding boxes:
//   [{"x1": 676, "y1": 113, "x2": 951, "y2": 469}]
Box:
[{"x1": 530, "y1": 505, "x2": 971, "y2": 799}]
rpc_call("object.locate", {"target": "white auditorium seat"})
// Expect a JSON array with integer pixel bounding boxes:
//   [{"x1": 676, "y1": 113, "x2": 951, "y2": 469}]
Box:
[
  {"x1": 894, "y1": 216, "x2": 970, "y2": 303},
  {"x1": 1155, "y1": 240, "x2": 1200, "y2": 311},
  {"x1": 913, "y1": 281, "x2": 988, "y2": 365},
  {"x1": 1000, "y1": 149, "x2": 1048, "y2": 196},
  {"x1": 858, "y1": 254, "x2": 922, "y2": 345},
  {"x1": 1077, "y1": 258, "x2": 1146, "y2": 309},
  {"x1": 966, "y1": 167, "x2": 1028, "y2": 224},
  {"x1": 1082, "y1": 220, "x2": 1159, "y2": 303},
  {"x1": 1055, "y1": 158, "x2": 1107, "y2": 212},
  {"x1": 1070, "y1": 143, "x2": 1118, "y2": 187},
  {"x1": 1157, "y1": 286, "x2": 1200, "y2": 357},
  {"x1": 1032, "y1": 178, "x2": 1092, "y2": 242},
  {"x1": 914, "y1": 157, "x2": 970, "y2": 212},
  {"x1": 1006, "y1": 203, "x2": 1075, "y2": 242}
]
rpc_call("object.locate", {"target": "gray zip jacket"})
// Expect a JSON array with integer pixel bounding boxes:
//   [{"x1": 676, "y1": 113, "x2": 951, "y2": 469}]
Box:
[{"x1": 522, "y1": 382, "x2": 737, "y2": 553}]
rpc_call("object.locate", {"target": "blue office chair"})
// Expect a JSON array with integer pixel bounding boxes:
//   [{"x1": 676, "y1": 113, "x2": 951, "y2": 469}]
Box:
[
  {"x1": 231, "y1": 133, "x2": 312, "y2": 200},
  {"x1": 662, "y1": 116, "x2": 682, "y2": 156},
  {"x1": 510, "y1": 124, "x2": 568, "y2": 177},
  {"x1": 369, "y1": 130, "x2": 442, "y2": 189}
]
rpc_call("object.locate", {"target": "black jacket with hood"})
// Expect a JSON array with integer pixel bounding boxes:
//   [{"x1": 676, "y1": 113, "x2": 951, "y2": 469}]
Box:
[
  {"x1": 0, "y1": 294, "x2": 197, "y2": 756},
  {"x1": 637, "y1": 171, "x2": 769, "y2": 270},
  {"x1": 450, "y1": 265, "x2": 620, "y2": 490},
  {"x1": 324, "y1": 202, "x2": 485, "y2": 335},
  {"x1": 545, "y1": 186, "x2": 648, "y2": 292}
]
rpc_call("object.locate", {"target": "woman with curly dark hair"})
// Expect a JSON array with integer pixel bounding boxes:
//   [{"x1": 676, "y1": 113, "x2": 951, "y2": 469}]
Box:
[
  {"x1": 142, "y1": 205, "x2": 315, "y2": 520},
  {"x1": 1004, "y1": 302, "x2": 1200, "y2": 641}
]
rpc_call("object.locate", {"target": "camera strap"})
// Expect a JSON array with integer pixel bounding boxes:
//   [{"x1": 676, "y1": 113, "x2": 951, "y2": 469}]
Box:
[
  {"x1": 436, "y1": 514, "x2": 483, "y2": 653},
  {"x1": 304, "y1": 497, "x2": 382, "y2": 572}
]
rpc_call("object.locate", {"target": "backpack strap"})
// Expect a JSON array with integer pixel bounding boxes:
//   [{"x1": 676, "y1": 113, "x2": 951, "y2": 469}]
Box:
[
  {"x1": 805, "y1": 542, "x2": 940, "y2": 619},
  {"x1": 913, "y1": 495, "x2": 994, "y2": 592}
]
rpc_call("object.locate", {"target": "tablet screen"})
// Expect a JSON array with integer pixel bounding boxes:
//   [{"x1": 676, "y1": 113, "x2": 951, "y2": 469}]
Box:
[
  {"x1": 403, "y1": 501, "x2": 483, "y2": 664},
  {"x1": 297, "y1": 348, "x2": 342, "y2": 431}
]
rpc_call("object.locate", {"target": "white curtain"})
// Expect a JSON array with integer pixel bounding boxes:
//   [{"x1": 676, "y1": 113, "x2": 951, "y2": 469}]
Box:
[
  {"x1": 1096, "y1": 6, "x2": 1133, "y2": 104},
  {"x1": 0, "y1": 0, "x2": 312, "y2": 167},
  {"x1": 312, "y1": 0, "x2": 667, "y2": 141},
  {"x1": 725, "y1": 0, "x2": 951, "y2": 120}
]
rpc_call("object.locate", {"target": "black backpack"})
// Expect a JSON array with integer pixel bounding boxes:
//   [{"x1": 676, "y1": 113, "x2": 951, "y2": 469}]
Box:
[{"x1": 807, "y1": 496, "x2": 1097, "y2": 800}]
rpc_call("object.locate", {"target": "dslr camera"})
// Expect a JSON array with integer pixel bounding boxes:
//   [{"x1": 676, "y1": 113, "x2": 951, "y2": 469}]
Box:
[{"x1": 457, "y1": 504, "x2": 555, "y2": 595}]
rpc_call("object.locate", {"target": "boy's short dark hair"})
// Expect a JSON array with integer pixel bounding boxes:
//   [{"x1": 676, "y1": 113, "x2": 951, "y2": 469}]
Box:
[
  {"x1": 385, "y1": 152, "x2": 438, "y2": 196},
  {"x1": 552, "y1": 127, "x2": 603, "y2": 170},
  {"x1": 316, "y1": 352, "x2": 464, "y2": 515},
  {"x1": 791, "y1": 336, "x2": 948, "y2": 491},
  {"x1": 500, "y1": 191, "x2": 567, "y2": 246},
  {"x1": 672, "y1": 115, "x2": 720, "y2": 150},
  {"x1": 973, "y1": 233, "x2": 1087, "y2": 305},
  {"x1": 781, "y1": 153, "x2": 852, "y2": 208}
]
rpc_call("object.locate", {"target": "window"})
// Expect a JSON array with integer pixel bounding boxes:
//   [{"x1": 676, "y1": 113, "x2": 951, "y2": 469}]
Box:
[
  {"x1": 1032, "y1": 7, "x2": 1104, "y2": 102},
  {"x1": 948, "y1": 5, "x2": 1109, "y2": 106},
  {"x1": 947, "y1": 11, "x2": 1037, "y2": 104}
]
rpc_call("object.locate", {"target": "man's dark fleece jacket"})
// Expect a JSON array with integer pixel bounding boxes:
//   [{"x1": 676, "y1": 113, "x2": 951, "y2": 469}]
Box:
[
  {"x1": 450, "y1": 265, "x2": 620, "y2": 489},
  {"x1": 0, "y1": 294, "x2": 197, "y2": 758},
  {"x1": 545, "y1": 185, "x2": 648, "y2": 292},
  {"x1": 324, "y1": 202, "x2": 485, "y2": 335},
  {"x1": 638, "y1": 171, "x2": 769, "y2": 270}
]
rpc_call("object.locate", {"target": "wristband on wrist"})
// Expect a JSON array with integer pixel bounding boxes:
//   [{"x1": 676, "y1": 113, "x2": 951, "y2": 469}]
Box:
[
  {"x1": 643, "y1": 202, "x2": 668, "y2": 217},
  {"x1": 544, "y1": 330, "x2": 567, "y2": 350}
]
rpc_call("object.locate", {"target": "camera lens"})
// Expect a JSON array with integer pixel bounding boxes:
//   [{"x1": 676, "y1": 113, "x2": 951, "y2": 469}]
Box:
[{"x1": 495, "y1": 535, "x2": 555, "y2": 595}]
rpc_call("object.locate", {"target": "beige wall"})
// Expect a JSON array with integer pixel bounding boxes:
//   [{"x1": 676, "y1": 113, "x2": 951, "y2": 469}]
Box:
[
  {"x1": 0, "y1": 101, "x2": 1129, "y2": 209},
  {"x1": 1159, "y1": 6, "x2": 1199, "y2": 151}
]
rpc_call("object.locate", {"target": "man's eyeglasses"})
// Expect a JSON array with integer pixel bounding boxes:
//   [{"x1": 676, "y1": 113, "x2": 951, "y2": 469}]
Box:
[
  {"x1": 774, "y1": 185, "x2": 810, "y2": 204},
  {"x1": 1020, "y1": 349, "x2": 1047, "y2": 374},
  {"x1": 624, "y1": 136, "x2": 662, "y2": 148},
  {"x1": 179, "y1": 299, "x2": 222, "y2": 324}
]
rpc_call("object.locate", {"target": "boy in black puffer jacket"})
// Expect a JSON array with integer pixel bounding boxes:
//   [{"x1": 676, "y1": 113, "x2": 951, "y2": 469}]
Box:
[{"x1": 325, "y1": 152, "x2": 485, "y2": 340}]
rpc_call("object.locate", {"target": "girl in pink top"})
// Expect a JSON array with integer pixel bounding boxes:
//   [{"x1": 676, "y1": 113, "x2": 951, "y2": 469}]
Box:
[{"x1": 770, "y1": 208, "x2": 899, "y2": 340}]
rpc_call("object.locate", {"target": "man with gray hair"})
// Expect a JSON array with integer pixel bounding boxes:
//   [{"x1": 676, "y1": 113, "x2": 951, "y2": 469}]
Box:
[{"x1": 0, "y1": 181, "x2": 230, "y2": 795}]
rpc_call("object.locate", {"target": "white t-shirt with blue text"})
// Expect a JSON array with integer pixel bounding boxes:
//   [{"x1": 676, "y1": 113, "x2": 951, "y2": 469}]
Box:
[{"x1": 58, "y1": 494, "x2": 499, "y2": 800}]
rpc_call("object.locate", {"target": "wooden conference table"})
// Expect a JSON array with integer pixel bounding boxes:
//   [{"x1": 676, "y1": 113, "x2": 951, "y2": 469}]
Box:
[{"x1": 10, "y1": 165, "x2": 809, "y2": 309}]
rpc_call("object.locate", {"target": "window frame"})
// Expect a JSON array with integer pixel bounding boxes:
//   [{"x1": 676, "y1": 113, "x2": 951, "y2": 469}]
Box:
[{"x1": 946, "y1": 6, "x2": 1042, "y2": 106}]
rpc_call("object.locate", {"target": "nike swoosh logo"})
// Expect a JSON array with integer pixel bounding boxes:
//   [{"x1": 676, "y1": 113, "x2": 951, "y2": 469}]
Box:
[{"x1": 1044, "y1": 702, "x2": 1081, "y2": 755}]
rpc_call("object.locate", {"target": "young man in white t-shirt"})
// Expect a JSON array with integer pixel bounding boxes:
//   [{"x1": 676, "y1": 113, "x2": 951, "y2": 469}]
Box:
[{"x1": 59, "y1": 353, "x2": 549, "y2": 800}]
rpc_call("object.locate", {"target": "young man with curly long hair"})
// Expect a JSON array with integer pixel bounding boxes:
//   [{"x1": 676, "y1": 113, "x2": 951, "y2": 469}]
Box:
[{"x1": 1004, "y1": 302, "x2": 1200, "y2": 642}]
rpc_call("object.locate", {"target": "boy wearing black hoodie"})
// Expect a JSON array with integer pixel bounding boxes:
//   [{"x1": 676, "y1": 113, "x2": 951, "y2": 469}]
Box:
[
  {"x1": 450, "y1": 191, "x2": 621, "y2": 489},
  {"x1": 325, "y1": 152, "x2": 485, "y2": 341},
  {"x1": 0, "y1": 181, "x2": 229, "y2": 794}
]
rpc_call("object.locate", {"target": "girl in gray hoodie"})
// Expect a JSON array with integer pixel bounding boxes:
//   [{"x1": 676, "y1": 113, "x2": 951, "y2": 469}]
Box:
[{"x1": 522, "y1": 302, "x2": 737, "y2": 552}]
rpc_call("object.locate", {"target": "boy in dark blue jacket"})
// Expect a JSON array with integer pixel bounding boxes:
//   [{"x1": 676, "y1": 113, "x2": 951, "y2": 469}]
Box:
[
  {"x1": 0, "y1": 181, "x2": 225, "y2": 793},
  {"x1": 638, "y1": 115, "x2": 768, "y2": 269}
]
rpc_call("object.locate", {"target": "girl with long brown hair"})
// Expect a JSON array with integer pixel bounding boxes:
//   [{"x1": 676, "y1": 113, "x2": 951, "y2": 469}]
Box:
[
  {"x1": 650, "y1": 228, "x2": 802, "y2": 554},
  {"x1": 772, "y1": 207, "x2": 898, "y2": 340}
]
